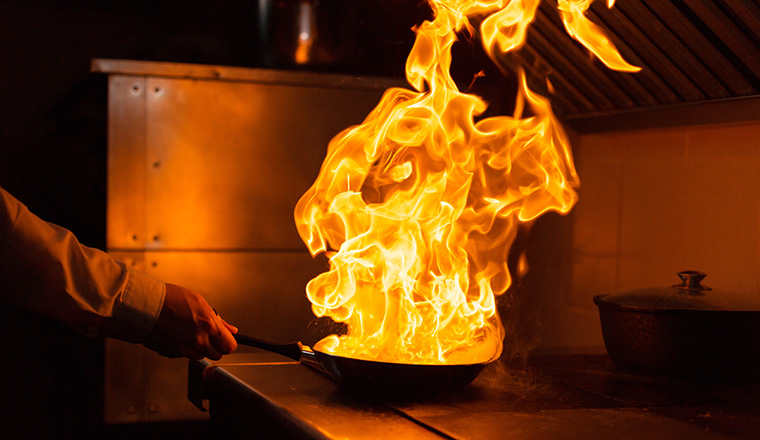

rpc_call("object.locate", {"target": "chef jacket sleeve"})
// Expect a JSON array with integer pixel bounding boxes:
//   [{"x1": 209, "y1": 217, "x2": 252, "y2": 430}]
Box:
[{"x1": 0, "y1": 187, "x2": 165, "y2": 343}]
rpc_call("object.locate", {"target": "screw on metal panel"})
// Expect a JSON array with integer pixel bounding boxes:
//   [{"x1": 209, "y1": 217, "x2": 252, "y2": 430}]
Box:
[
  {"x1": 153, "y1": 161, "x2": 160, "y2": 168},
  {"x1": 152, "y1": 235, "x2": 159, "y2": 241},
  {"x1": 152, "y1": 86, "x2": 163, "y2": 97},
  {"x1": 148, "y1": 404, "x2": 157, "y2": 413},
  {"x1": 130, "y1": 84, "x2": 142, "y2": 96},
  {"x1": 151, "y1": 261, "x2": 158, "y2": 267},
  {"x1": 127, "y1": 406, "x2": 136, "y2": 414},
  {"x1": 132, "y1": 234, "x2": 138, "y2": 241}
]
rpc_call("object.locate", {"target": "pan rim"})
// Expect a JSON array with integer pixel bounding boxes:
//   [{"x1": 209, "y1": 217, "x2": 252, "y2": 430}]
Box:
[{"x1": 314, "y1": 349, "x2": 496, "y2": 368}]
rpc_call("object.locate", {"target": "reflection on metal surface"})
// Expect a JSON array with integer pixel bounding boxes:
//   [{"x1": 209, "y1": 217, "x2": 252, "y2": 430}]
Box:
[{"x1": 109, "y1": 73, "x2": 387, "y2": 251}]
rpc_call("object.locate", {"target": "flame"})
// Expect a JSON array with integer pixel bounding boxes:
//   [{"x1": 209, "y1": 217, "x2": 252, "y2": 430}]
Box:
[
  {"x1": 557, "y1": 0, "x2": 641, "y2": 72},
  {"x1": 294, "y1": 0, "x2": 634, "y2": 365}
]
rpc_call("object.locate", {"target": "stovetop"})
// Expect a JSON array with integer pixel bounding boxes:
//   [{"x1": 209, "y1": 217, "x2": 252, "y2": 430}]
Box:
[{"x1": 189, "y1": 348, "x2": 760, "y2": 439}]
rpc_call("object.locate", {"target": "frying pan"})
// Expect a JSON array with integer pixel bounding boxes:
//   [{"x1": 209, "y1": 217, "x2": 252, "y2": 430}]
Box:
[{"x1": 233, "y1": 334, "x2": 489, "y2": 396}]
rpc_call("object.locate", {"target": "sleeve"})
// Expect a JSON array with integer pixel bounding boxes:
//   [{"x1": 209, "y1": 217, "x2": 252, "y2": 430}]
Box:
[{"x1": 0, "y1": 187, "x2": 165, "y2": 343}]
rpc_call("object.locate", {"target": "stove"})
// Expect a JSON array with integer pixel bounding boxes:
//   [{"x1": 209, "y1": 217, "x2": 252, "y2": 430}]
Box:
[{"x1": 189, "y1": 348, "x2": 760, "y2": 439}]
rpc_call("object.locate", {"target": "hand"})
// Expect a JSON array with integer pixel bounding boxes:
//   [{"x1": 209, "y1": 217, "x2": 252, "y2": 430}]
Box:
[{"x1": 142, "y1": 283, "x2": 238, "y2": 360}]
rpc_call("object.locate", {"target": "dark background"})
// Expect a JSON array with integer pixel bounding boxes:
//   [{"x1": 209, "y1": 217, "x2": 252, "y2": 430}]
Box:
[{"x1": 0, "y1": 1, "x2": 515, "y2": 437}]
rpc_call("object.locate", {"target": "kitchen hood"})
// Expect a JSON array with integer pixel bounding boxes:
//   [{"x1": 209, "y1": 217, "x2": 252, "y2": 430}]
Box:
[{"x1": 507, "y1": 0, "x2": 760, "y2": 130}]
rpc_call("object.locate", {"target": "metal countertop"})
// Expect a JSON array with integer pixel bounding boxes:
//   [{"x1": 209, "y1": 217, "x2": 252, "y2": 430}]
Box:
[{"x1": 190, "y1": 349, "x2": 760, "y2": 439}]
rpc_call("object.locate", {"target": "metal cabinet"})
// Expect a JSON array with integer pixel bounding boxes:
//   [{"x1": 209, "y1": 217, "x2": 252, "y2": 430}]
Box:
[{"x1": 96, "y1": 59, "x2": 396, "y2": 423}]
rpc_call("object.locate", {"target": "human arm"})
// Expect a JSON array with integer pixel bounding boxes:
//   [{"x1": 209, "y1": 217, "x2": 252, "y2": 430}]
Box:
[{"x1": 0, "y1": 186, "x2": 236, "y2": 359}]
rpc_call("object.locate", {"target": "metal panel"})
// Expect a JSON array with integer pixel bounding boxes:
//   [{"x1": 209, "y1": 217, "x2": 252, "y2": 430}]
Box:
[
  {"x1": 104, "y1": 251, "x2": 328, "y2": 423},
  {"x1": 91, "y1": 59, "x2": 403, "y2": 91},
  {"x1": 137, "y1": 77, "x2": 384, "y2": 251},
  {"x1": 107, "y1": 75, "x2": 147, "y2": 250}
]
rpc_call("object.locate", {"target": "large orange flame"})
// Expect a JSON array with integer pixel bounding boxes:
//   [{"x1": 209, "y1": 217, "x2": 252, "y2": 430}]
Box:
[{"x1": 295, "y1": 0, "x2": 635, "y2": 365}]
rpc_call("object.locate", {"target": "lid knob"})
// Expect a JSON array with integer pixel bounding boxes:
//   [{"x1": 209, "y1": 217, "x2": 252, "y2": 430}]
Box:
[{"x1": 674, "y1": 270, "x2": 711, "y2": 294}]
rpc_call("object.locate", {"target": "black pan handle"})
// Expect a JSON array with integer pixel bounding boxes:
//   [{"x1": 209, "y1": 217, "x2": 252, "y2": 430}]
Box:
[{"x1": 233, "y1": 334, "x2": 303, "y2": 361}]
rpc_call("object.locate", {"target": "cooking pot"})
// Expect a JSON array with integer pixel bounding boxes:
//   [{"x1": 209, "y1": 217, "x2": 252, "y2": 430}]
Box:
[
  {"x1": 233, "y1": 334, "x2": 490, "y2": 397},
  {"x1": 594, "y1": 271, "x2": 760, "y2": 382}
]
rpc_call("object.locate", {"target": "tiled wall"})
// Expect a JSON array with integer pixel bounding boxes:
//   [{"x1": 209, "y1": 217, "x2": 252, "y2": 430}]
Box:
[{"x1": 534, "y1": 119, "x2": 760, "y2": 353}]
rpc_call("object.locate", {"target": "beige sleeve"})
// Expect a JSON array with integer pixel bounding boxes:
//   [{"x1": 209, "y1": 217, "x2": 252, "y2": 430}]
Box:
[{"x1": 0, "y1": 187, "x2": 164, "y2": 343}]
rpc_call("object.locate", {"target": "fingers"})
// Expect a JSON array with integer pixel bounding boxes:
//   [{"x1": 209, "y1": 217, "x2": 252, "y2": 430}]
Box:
[
  {"x1": 142, "y1": 282, "x2": 239, "y2": 361},
  {"x1": 210, "y1": 307, "x2": 238, "y2": 335},
  {"x1": 208, "y1": 314, "x2": 238, "y2": 356}
]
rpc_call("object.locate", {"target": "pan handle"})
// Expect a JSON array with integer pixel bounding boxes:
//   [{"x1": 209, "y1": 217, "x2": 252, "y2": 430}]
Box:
[{"x1": 233, "y1": 334, "x2": 303, "y2": 361}]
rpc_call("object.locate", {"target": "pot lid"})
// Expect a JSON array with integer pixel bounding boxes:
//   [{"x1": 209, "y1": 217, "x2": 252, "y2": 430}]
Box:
[{"x1": 597, "y1": 271, "x2": 760, "y2": 312}]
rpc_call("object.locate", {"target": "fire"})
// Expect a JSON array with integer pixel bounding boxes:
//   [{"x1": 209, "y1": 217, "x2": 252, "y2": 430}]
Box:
[
  {"x1": 294, "y1": 0, "x2": 637, "y2": 365},
  {"x1": 556, "y1": 0, "x2": 641, "y2": 72}
]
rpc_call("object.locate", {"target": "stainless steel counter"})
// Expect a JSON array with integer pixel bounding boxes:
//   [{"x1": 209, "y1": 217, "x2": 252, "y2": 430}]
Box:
[{"x1": 189, "y1": 349, "x2": 760, "y2": 439}]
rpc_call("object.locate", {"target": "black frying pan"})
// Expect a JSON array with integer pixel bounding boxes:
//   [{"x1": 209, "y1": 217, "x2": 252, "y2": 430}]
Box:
[{"x1": 233, "y1": 334, "x2": 489, "y2": 396}]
